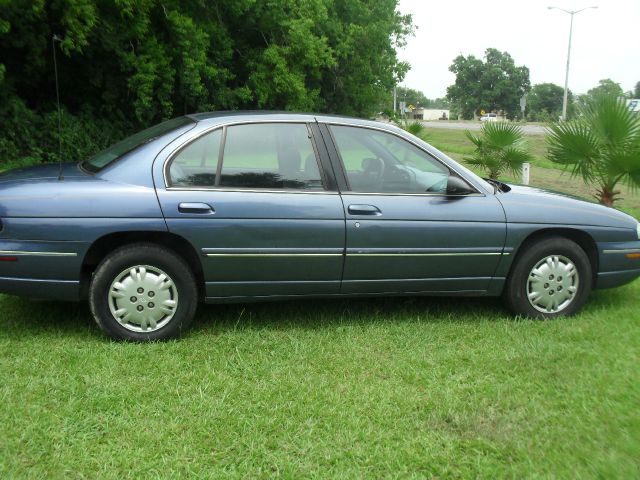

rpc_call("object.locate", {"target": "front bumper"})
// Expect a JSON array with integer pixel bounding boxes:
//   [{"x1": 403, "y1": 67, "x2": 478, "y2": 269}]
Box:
[{"x1": 596, "y1": 240, "x2": 640, "y2": 289}]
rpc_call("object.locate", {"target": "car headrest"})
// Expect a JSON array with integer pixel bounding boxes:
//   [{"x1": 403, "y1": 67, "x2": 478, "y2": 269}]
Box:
[{"x1": 362, "y1": 157, "x2": 383, "y2": 173}]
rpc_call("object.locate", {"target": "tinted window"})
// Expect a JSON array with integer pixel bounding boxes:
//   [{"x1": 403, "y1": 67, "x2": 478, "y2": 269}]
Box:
[
  {"x1": 83, "y1": 116, "x2": 195, "y2": 173},
  {"x1": 220, "y1": 123, "x2": 323, "y2": 190},
  {"x1": 330, "y1": 126, "x2": 450, "y2": 194},
  {"x1": 169, "y1": 128, "x2": 222, "y2": 187}
]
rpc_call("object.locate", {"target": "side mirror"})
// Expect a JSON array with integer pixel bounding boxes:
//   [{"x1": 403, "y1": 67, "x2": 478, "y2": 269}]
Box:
[{"x1": 446, "y1": 176, "x2": 475, "y2": 196}]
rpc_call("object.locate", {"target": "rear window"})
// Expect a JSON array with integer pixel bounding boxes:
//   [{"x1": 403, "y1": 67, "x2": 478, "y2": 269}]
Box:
[{"x1": 82, "y1": 116, "x2": 195, "y2": 173}]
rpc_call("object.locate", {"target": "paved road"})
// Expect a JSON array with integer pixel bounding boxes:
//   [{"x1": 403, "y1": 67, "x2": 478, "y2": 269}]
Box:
[{"x1": 420, "y1": 121, "x2": 547, "y2": 135}]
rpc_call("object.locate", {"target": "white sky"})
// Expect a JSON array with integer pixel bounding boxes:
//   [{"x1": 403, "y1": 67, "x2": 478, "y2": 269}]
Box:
[{"x1": 397, "y1": 0, "x2": 640, "y2": 98}]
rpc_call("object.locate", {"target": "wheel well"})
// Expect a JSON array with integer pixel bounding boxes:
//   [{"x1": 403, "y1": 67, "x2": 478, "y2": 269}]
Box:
[
  {"x1": 80, "y1": 231, "x2": 205, "y2": 300},
  {"x1": 510, "y1": 228, "x2": 599, "y2": 285}
]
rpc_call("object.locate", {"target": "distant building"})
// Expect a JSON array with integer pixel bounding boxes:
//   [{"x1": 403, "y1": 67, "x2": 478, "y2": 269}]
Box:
[{"x1": 410, "y1": 107, "x2": 450, "y2": 121}]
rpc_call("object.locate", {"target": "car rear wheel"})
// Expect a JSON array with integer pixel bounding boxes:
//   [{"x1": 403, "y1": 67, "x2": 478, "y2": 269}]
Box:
[
  {"x1": 505, "y1": 237, "x2": 592, "y2": 318},
  {"x1": 89, "y1": 243, "x2": 197, "y2": 341}
]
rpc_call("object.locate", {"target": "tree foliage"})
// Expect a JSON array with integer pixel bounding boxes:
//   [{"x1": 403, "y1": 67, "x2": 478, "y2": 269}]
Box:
[
  {"x1": 526, "y1": 83, "x2": 574, "y2": 122},
  {"x1": 395, "y1": 87, "x2": 449, "y2": 109},
  {"x1": 446, "y1": 48, "x2": 530, "y2": 120},
  {"x1": 587, "y1": 79, "x2": 624, "y2": 99},
  {"x1": 546, "y1": 94, "x2": 640, "y2": 206},
  {"x1": 634, "y1": 81, "x2": 640, "y2": 99},
  {"x1": 464, "y1": 122, "x2": 533, "y2": 179},
  {"x1": 0, "y1": 0, "x2": 413, "y2": 165}
]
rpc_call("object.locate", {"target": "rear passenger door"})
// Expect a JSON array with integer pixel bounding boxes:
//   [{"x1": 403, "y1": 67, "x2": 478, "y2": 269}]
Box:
[{"x1": 155, "y1": 121, "x2": 345, "y2": 299}]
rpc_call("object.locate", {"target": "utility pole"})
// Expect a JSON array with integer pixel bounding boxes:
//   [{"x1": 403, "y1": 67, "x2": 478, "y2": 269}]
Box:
[
  {"x1": 547, "y1": 5, "x2": 598, "y2": 121},
  {"x1": 393, "y1": 86, "x2": 397, "y2": 113}
]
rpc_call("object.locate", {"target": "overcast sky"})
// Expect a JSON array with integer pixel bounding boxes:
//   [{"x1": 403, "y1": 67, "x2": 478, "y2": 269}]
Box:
[{"x1": 397, "y1": 0, "x2": 640, "y2": 98}]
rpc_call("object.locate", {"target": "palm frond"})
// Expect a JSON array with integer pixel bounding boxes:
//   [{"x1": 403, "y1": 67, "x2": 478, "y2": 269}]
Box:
[
  {"x1": 545, "y1": 92, "x2": 640, "y2": 205},
  {"x1": 464, "y1": 123, "x2": 532, "y2": 179},
  {"x1": 501, "y1": 146, "x2": 534, "y2": 177},
  {"x1": 481, "y1": 122, "x2": 525, "y2": 149},
  {"x1": 582, "y1": 95, "x2": 640, "y2": 147},
  {"x1": 546, "y1": 121, "x2": 600, "y2": 182}
]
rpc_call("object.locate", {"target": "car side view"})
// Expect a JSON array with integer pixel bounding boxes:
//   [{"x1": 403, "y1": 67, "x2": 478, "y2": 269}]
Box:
[{"x1": 1, "y1": 112, "x2": 639, "y2": 341}]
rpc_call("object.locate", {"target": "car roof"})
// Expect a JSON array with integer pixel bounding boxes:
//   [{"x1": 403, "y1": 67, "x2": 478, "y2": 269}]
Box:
[{"x1": 187, "y1": 110, "x2": 397, "y2": 131}]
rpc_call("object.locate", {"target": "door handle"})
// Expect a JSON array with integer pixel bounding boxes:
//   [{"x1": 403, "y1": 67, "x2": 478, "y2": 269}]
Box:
[
  {"x1": 348, "y1": 204, "x2": 381, "y2": 215},
  {"x1": 178, "y1": 202, "x2": 215, "y2": 214}
]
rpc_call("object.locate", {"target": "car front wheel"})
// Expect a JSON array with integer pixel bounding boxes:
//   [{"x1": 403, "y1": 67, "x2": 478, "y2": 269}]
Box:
[
  {"x1": 89, "y1": 243, "x2": 198, "y2": 341},
  {"x1": 505, "y1": 236, "x2": 592, "y2": 318}
]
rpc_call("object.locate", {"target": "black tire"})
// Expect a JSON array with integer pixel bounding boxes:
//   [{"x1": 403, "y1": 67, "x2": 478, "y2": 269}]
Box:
[
  {"x1": 89, "y1": 243, "x2": 198, "y2": 341},
  {"x1": 504, "y1": 236, "x2": 592, "y2": 319}
]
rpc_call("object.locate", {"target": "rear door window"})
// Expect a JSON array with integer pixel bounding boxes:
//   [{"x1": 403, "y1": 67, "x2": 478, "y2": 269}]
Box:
[{"x1": 220, "y1": 123, "x2": 324, "y2": 190}]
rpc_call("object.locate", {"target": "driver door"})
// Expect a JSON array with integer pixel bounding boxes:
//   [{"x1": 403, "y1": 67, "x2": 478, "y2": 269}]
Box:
[{"x1": 323, "y1": 124, "x2": 507, "y2": 294}]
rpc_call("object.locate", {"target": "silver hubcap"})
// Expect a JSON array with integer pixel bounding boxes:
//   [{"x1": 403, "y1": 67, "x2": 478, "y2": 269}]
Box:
[
  {"x1": 527, "y1": 255, "x2": 579, "y2": 313},
  {"x1": 108, "y1": 265, "x2": 178, "y2": 332}
]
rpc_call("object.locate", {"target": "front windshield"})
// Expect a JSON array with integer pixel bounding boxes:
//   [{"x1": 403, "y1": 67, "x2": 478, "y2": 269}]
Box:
[{"x1": 81, "y1": 116, "x2": 195, "y2": 172}]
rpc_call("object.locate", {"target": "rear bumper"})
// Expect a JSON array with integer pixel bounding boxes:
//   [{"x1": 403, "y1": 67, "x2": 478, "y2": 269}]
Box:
[{"x1": 0, "y1": 276, "x2": 80, "y2": 301}]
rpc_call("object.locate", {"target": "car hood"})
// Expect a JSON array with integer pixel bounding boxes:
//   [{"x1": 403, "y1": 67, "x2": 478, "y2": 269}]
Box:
[
  {"x1": 0, "y1": 162, "x2": 86, "y2": 183},
  {"x1": 497, "y1": 183, "x2": 638, "y2": 230}
]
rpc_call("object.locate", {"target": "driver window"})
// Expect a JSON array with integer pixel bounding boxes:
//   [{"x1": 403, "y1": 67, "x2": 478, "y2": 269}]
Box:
[{"x1": 330, "y1": 125, "x2": 450, "y2": 194}]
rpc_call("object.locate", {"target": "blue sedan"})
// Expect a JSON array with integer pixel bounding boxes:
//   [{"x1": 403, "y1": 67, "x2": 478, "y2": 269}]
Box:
[{"x1": 1, "y1": 112, "x2": 639, "y2": 341}]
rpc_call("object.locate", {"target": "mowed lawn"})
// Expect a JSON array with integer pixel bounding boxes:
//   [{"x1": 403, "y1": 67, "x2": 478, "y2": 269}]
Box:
[
  {"x1": 1, "y1": 285, "x2": 639, "y2": 477},
  {"x1": 1, "y1": 128, "x2": 640, "y2": 477}
]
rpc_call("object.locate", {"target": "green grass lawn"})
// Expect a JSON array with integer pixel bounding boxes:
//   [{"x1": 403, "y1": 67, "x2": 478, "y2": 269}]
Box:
[{"x1": 1, "y1": 284, "x2": 639, "y2": 477}]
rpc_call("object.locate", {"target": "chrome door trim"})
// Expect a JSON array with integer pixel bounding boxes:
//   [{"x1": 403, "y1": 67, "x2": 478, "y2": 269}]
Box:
[
  {"x1": 202, "y1": 247, "x2": 344, "y2": 258},
  {"x1": 0, "y1": 250, "x2": 78, "y2": 257},
  {"x1": 602, "y1": 248, "x2": 640, "y2": 254},
  {"x1": 201, "y1": 247, "x2": 507, "y2": 258},
  {"x1": 347, "y1": 252, "x2": 507, "y2": 257},
  {"x1": 205, "y1": 253, "x2": 343, "y2": 258}
]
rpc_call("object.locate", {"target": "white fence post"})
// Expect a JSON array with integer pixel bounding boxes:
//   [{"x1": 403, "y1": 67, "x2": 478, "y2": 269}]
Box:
[{"x1": 522, "y1": 162, "x2": 530, "y2": 185}]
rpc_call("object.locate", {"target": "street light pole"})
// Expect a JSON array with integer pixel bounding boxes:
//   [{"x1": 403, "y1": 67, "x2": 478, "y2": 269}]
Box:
[{"x1": 547, "y1": 5, "x2": 598, "y2": 121}]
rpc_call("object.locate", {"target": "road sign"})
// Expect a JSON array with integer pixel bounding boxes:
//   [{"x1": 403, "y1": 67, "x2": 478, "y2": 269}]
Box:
[
  {"x1": 628, "y1": 99, "x2": 639, "y2": 112},
  {"x1": 480, "y1": 109, "x2": 485, "y2": 116}
]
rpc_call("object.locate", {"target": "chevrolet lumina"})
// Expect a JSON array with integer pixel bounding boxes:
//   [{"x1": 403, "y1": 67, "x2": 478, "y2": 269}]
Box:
[{"x1": 0, "y1": 112, "x2": 639, "y2": 341}]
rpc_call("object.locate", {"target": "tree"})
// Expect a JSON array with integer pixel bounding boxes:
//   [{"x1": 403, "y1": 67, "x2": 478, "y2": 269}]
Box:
[
  {"x1": 587, "y1": 79, "x2": 624, "y2": 99},
  {"x1": 464, "y1": 122, "x2": 533, "y2": 179},
  {"x1": 0, "y1": 0, "x2": 413, "y2": 165},
  {"x1": 446, "y1": 48, "x2": 530, "y2": 120},
  {"x1": 526, "y1": 83, "x2": 574, "y2": 121},
  {"x1": 547, "y1": 94, "x2": 640, "y2": 206},
  {"x1": 396, "y1": 87, "x2": 428, "y2": 108},
  {"x1": 634, "y1": 81, "x2": 640, "y2": 98}
]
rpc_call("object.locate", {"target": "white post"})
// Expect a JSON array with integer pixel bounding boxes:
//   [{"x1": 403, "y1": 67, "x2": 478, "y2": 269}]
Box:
[{"x1": 522, "y1": 162, "x2": 531, "y2": 185}]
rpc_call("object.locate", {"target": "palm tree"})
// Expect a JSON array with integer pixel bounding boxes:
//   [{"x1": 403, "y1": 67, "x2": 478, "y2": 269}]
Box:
[
  {"x1": 547, "y1": 94, "x2": 640, "y2": 206},
  {"x1": 464, "y1": 122, "x2": 533, "y2": 179}
]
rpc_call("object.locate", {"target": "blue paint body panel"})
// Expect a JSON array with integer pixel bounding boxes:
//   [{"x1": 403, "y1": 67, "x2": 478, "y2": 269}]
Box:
[{"x1": 0, "y1": 111, "x2": 637, "y2": 305}]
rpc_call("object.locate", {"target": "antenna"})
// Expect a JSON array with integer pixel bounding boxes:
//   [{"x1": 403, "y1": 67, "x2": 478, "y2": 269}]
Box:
[{"x1": 52, "y1": 34, "x2": 63, "y2": 180}]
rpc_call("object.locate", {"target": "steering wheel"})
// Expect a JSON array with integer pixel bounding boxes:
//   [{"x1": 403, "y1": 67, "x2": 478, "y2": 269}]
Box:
[{"x1": 361, "y1": 157, "x2": 385, "y2": 183}]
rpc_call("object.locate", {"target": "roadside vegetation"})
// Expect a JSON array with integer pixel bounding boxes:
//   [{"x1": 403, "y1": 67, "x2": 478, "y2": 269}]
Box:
[
  {"x1": 463, "y1": 122, "x2": 533, "y2": 179},
  {"x1": 547, "y1": 94, "x2": 640, "y2": 206}
]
